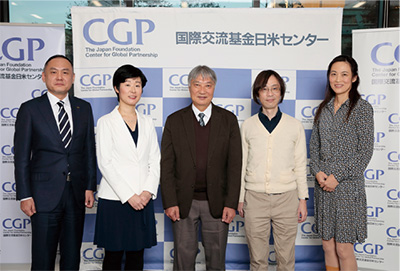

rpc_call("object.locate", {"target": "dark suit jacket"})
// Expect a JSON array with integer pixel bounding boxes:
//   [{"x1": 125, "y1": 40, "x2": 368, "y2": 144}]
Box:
[
  {"x1": 161, "y1": 103, "x2": 242, "y2": 219},
  {"x1": 14, "y1": 93, "x2": 97, "y2": 212}
]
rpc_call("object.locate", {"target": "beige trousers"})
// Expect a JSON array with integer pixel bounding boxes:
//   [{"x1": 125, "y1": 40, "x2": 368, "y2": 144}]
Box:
[{"x1": 244, "y1": 189, "x2": 299, "y2": 271}]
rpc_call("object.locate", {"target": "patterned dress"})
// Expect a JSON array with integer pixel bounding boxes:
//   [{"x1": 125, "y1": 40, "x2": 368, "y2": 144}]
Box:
[{"x1": 309, "y1": 98, "x2": 374, "y2": 243}]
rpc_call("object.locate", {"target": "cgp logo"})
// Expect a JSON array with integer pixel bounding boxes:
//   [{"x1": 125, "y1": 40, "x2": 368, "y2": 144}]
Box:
[
  {"x1": 1, "y1": 145, "x2": 14, "y2": 156},
  {"x1": 169, "y1": 73, "x2": 188, "y2": 87},
  {"x1": 386, "y1": 227, "x2": 400, "y2": 238},
  {"x1": 364, "y1": 169, "x2": 385, "y2": 180},
  {"x1": 367, "y1": 206, "x2": 384, "y2": 218},
  {"x1": 137, "y1": 103, "x2": 156, "y2": 115},
  {"x1": 80, "y1": 74, "x2": 112, "y2": 87},
  {"x1": 1, "y1": 107, "x2": 18, "y2": 119},
  {"x1": 354, "y1": 243, "x2": 384, "y2": 255},
  {"x1": 2, "y1": 218, "x2": 31, "y2": 229},
  {"x1": 388, "y1": 113, "x2": 399, "y2": 124},
  {"x1": 83, "y1": 18, "x2": 155, "y2": 45},
  {"x1": 387, "y1": 189, "x2": 400, "y2": 200},
  {"x1": 361, "y1": 94, "x2": 386, "y2": 106},
  {"x1": 387, "y1": 151, "x2": 399, "y2": 162},
  {"x1": 31, "y1": 89, "x2": 47, "y2": 98},
  {"x1": 301, "y1": 106, "x2": 318, "y2": 119},
  {"x1": 300, "y1": 222, "x2": 317, "y2": 234},
  {"x1": 83, "y1": 248, "x2": 104, "y2": 260},
  {"x1": 2, "y1": 181, "x2": 16, "y2": 193},
  {"x1": 371, "y1": 42, "x2": 399, "y2": 66},
  {"x1": 229, "y1": 221, "x2": 244, "y2": 233},
  {"x1": 214, "y1": 103, "x2": 245, "y2": 117},
  {"x1": 0, "y1": 37, "x2": 45, "y2": 61},
  {"x1": 375, "y1": 132, "x2": 385, "y2": 143}
]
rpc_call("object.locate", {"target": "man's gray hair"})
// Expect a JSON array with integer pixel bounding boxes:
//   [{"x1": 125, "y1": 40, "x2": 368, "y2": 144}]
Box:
[{"x1": 188, "y1": 65, "x2": 217, "y2": 85}]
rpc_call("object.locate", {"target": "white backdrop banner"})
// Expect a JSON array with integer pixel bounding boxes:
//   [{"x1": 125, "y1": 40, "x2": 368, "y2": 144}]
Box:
[
  {"x1": 353, "y1": 27, "x2": 400, "y2": 271},
  {"x1": 0, "y1": 23, "x2": 65, "y2": 264},
  {"x1": 71, "y1": 7, "x2": 343, "y2": 270}
]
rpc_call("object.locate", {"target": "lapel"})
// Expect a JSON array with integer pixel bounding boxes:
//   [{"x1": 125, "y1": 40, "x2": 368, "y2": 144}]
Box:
[
  {"x1": 69, "y1": 96, "x2": 81, "y2": 149},
  {"x1": 207, "y1": 103, "x2": 222, "y2": 164},
  {"x1": 112, "y1": 106, "x2": 140, "y2": 160},
  {"x1": 182, "y1": 105, "x2": 197, "y2": 166},
  {"x1": 37, "y1": 93, "x2": 65, "y2": 150}
]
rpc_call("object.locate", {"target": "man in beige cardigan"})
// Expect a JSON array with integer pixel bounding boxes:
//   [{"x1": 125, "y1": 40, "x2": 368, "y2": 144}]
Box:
[{"x1": 238, "y1": 70, "x2": 308, "y2": 271}]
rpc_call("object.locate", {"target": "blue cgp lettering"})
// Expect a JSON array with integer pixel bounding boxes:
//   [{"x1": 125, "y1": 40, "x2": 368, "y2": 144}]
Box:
[
  {"x1": 388, "y1": 113, "x2": 399, "y2": 124},
  {"x1": 387, "y1": 151, "x2": 400, "y2": 162},
  {"x1": 364, "y1": 169, "x2": 384, "y2": 180},
  {"x1": 354, "y1": 243, "x2": 383, "y2": 255},
  {"x1": 1, "y1": 145, "x2": 14, "y2": 155},
  {"x1": 2, "y1": 218, "x2": 31, "y2": 229},
  {"x1": 301, "y1": 222, "x2": 317, "y2": 234},
  {"x1": 367, "y1": 206, "x2": 384, "y2": 217},
  {"x1": 386, "y1": 227, "x2": 400, "y2": 238},
  {"x1": 80, "y1": 74, "x2": 112, "y2": 87},
  {"x1": 216, "y1": 104, "x2": 244, "y2": 117},
  {"x1": 1, "y1": 37, "x2": 45, "y2": 61},
  {"x1": 83, "y1": 18, "x2": 155, "y2": 45},
  {"x1": 387, "y1": 189, "x2": 400, "y2": 200},
  {"x1": 2, "y1": 182, "x2": 16, "y2": 192},
  {"x1": 169, "y1": 74, "x2": 188, "y2": 86},
  {"x1": 301, "y1": 106, "x2": 318, "y2": 118},
  {"x1": 361, "y1": 94, "x2": 386, "y2": 105},
  {"x1": 31, "y1": 89, "x2": 47, "y2": 98},
  {"x1": 1, "y1": 108, "x2": 18, "y2": 119},
  {"x1": 136, "y1": 104, "x2": 156, "y2": 115},
  {"x1": 374, "y1": 132, "x2": 385, "y2": 143},
  {"x1": 83, "y1": 248, "x2": 104, "y2": 260},
  {"x1": 229, "y1": 221, "x2": 244, "y2": 232},
  {"x1": 371, "y1": 42, "x2": 400, "y2": 66}
]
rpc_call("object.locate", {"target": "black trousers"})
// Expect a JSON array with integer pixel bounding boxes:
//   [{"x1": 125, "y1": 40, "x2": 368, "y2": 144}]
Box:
[{"x1": 31, "y1": 182, "x2": 85, "y2": 271}]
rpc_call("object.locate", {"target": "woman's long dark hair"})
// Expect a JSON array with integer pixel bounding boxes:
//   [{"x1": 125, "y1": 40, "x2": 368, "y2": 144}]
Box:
[{"x1": 313, "y1": 55, "x2": 361, "y2": 123}]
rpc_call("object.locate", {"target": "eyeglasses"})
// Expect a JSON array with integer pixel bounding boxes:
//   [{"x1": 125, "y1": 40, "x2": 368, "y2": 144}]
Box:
[{"x1": 260, "y1": 86, "x2": 281, "y2": 94}]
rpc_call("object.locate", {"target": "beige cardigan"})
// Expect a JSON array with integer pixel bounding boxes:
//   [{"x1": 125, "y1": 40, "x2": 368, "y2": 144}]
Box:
[{"x1": 239, "y1": 113, "x2": 308, "y2": 202}]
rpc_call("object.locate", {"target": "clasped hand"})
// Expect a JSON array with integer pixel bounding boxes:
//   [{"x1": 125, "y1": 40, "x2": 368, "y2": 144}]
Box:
[
  {"x1": 128, "y1": 191, "x2": 152, "y2": 210},
  {"x1": 316, "y1": 171, "x2": 338, "y2": 192}
]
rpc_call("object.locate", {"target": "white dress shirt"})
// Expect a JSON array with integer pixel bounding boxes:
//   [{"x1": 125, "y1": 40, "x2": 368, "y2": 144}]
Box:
[
  {"x1": 192, "y1": 103, "x2": 212, "y2": 126},
  {"x1": 47, "y1": 91, "x2": 74, "y2": 135}
]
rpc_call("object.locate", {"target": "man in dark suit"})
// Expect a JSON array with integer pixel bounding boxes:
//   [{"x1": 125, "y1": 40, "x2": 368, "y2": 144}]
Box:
[
  {"x1": 14, "y1": 55, "x2": 97, "y2": 270},
  {"x1": 161, "y1": 65, "x2": 242, "y2": 270}
]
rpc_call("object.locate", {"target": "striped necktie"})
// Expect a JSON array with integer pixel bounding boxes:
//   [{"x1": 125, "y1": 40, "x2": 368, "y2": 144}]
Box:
[
  {"x1": 57, "y1": 101, "x2": 72, "y2": 148},
  {"x1": 198, "y1": 112, "x2": 205, "y2": 127}
]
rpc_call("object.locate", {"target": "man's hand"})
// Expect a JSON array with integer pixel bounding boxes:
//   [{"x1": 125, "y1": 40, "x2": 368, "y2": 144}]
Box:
[
  {"x1": 297, "y1": 199, "x2": 308, "y2": 223},
  {"x1": 237, "y1": 202, "x2": 244, "y2": 218},
  {"x1": 20, "y1": 198, "x2": 36, "y2": 217},
  {"x1": 85, "y1": 190, "x2": 95, "y2": 208},
  {"x1": 165, "y1": 206, "x2": 180, "y2": 222},
  {"x1": 222, "y1": 207, "x2": 236, "y2": 224}
]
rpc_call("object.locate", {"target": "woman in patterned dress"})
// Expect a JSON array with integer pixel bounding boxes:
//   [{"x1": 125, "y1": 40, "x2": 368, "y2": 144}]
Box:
[{"x1": 310, "y1": 55, "x2": 374, "y2": 271}]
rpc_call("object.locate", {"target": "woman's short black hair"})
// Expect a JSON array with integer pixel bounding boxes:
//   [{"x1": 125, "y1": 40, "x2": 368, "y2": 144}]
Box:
[{"x1": 113, "y1": 64, "x2": 147, "y2": 100}]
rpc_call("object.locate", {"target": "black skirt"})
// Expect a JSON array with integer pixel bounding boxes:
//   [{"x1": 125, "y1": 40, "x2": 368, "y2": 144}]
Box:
[{"x1": 94, "y1": 198, "x2": 157, "y2": 251}]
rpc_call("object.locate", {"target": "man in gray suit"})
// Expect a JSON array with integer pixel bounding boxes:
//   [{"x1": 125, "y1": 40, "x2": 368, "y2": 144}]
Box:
[{"x1": 161, "y1": 65, "x2": 242, "y2": 270}]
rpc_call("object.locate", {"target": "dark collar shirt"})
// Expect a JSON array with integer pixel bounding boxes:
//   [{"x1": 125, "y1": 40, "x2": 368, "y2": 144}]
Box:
[{"x1": 258, "y1": 107, "x2": 282, "y2": 133}]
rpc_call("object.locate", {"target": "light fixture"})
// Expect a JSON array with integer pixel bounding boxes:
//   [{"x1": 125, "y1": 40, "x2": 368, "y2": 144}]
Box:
[
  {"x1": 30, "y1": 14, "x2": 43, "y2": 19},
  {"x1": 92, "y1": 0, "x2": 102, "y2": 7},
  {"x1": 353, "y1": 1, "x2": 366, "y2": 8}
]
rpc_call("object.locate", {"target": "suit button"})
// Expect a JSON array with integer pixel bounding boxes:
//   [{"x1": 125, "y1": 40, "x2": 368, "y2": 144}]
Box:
[{"x1": 63, "y1": 172, "x2": 66, "y2": 176}]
